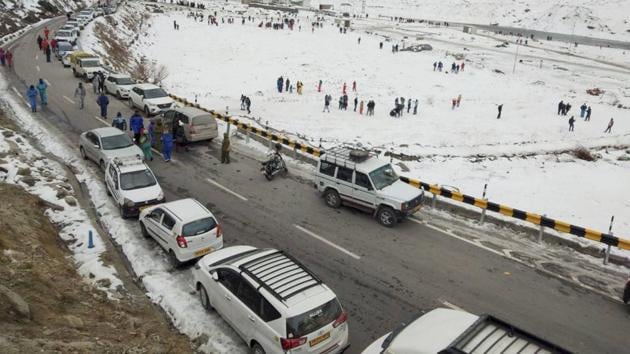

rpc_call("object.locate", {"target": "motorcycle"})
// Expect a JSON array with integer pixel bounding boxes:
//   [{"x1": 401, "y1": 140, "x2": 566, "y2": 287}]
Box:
[
  {"x1": 261, "y1": 151, "x2": 287, "y2": 180},
  {"x1": 624, "y1": 276, "x2": 630, "y2": 304}
]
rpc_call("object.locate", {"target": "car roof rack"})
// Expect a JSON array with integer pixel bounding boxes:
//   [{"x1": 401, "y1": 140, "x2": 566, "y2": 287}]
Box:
[
  {"x1": 439, "y1": 314, "x2": 572, "y2": 354},
  {"x1": 320, "y1": 145, "x2": 375, "y2": 169},
  {"x1": 112, "y1": 155, "x2": 144, "y2": 167},
  {"x1": 239, "y1": 250, "x2": 323, "y2": 304}
]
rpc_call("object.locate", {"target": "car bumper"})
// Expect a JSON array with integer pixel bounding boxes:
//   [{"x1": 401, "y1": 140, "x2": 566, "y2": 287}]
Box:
[
  {"x1": 118, "y1": 91, "x2": 130, "y2": 98},
  {"x1": 123, "y1": 198, "x2": 165, "y2": 217},
  {"x1": 177, "y1": 238, "x2": 223, "y2": 262}
]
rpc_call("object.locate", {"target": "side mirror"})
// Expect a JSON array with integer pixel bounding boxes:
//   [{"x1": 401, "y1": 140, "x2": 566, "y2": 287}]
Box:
[
  {"x1": 94, "y1": 144, "x2": 100, "y2": 149},
  {"x1": 211, "y1": 271, "x2": 219, "y2": 281}
]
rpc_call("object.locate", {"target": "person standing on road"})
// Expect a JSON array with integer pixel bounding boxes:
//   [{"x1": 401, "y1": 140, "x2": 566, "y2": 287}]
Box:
[
  {"x1": 129, "y1": 110, "x2": 144, "y2": 143},
  {"x1": 37, "y1": 35, "x2": 43, "y2": 50},
  {"x1": 496, "y1": 104, "x2": 503, "y2": 119},
  {"x1": 36, "y1": 79, "x2": 48, "y2": 106},
  {"x1": 221, "y1": 132, "x2": 231, "y2": 164},
  {"x1": 139, "y1": 128, "x2": 153, "y2": 161},
  {"x1": 568, "y1": 116, "x2": 575, "y2": 131},
  {"x1": 45, "y1": 44, "x2": 51, "y2": 62},
  {"x1": 604, "y1": 118, "x2": 614, "y2": 133},
  {"x1": 92, "y1": 72, "x2": 101, "y2": 94},
  {"x1": 74, "y1": 83, "x2": 86, "y2": 109},
  {"x1": 5, "y1": 50, "x2": 12, "y2": 68},
  {"x1": 161, "y1": 128, "x2": 174, "y2": 162},
  {"x1": 96, "y1": 92, "x2": 109, "y2": 119},
  {"x1": 26, "y1": 85, "x2": 38, "y2": 112},
  {"x1": 97, "y1": 71, "x2": 105, "y2": 93},
  {"x1": 175, "y1": 120, "x2": 189, "y2": 152},
  {"x1": 111, "y1": 112, "x2": 127, "y2": 131}
]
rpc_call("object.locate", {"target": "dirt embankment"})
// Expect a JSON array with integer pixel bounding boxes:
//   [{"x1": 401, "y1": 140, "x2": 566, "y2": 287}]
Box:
[{"x1": 0, "y1": 112, "x2": 193, "y2": 353}]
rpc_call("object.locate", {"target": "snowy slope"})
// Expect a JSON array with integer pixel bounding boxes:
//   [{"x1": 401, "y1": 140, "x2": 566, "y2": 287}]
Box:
[
  {"x1": 0, "y1": 0, "x2": 90, "y2": 40},
  {"x1": 309, "y1": 0, "x2": 630, "y2": 41}
]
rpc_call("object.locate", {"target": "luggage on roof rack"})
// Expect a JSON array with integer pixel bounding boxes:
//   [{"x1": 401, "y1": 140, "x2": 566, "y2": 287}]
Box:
[{"x1": 321, "y1": 146, "x2": 374, "y2": 169}]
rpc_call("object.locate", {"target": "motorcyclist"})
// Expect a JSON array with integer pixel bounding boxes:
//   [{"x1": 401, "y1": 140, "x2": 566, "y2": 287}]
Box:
[{"x1": 262, "y1": 143, "x2": 285, "y2": 177}]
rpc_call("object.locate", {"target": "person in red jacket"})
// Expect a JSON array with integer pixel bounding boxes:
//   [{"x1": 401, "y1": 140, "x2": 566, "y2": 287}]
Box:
[
  {"x1": 50, "y1": 38, "x2": 57, "y2": 51},
  {"x1": 5, "y1": 50, "x2": 13, "y2": 68},
  {"x1": 44, "y1": 27, "x2": 50, "y2": 39},
  {"x1": 41, "y1": 38, "x2": 49, "y2": 52}
]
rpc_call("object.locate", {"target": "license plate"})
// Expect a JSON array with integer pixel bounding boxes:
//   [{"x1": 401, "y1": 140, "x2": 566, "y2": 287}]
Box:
[
  {"x1": 309, "y1": 331, "x2": 330, "y2": 347},
  {"x1": 139, "y1": 205, "x2": 150, "y2": 211},
  {"x1": 194, "y1": 247, "x2": 212, "y2": 257}
]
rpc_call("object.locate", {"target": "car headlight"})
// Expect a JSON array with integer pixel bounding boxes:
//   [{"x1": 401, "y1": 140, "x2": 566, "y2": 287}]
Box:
[
  {"x1": 157, "y1": 191, "x2": 164, "y2": 201},
  {"x1": 401, "y1": 202, "x2": 409, "y2": 209},
  {"x1": 123, "y1": 198, "x2": 134, "y2": 207}
]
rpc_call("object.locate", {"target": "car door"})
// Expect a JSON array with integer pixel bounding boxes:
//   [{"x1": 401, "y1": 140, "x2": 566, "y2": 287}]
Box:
[
  {"x1": 233, "y1": 280, "x2": 280, "y2": 350},
  {"x1": 105, "y1": 76, "x2": 115, "y2": 93},
  {"x1": 213, "y1": 269, "x2": 242, "y2": 328},
  {"x1": 352, "y1": 171, "x2": 376, "y2": 209},
  {"x1": 335, "y1": 166, "x2": 354, "y2": 202},
  {"x1": 143, "y1": 208, "x2": 165, "y2": 241},
  {"x1": 84, "y1": 132, "x2": 100, "y2": 161},
  {"x1": 156, "y1": 212, "x2": 177, "y2": 251},
  {"x1": 131, "y1": 87, "x2": 142, "y2": 107},
  {"x1": 106, "y1": 164, "x2": 121, "y2": 203}
]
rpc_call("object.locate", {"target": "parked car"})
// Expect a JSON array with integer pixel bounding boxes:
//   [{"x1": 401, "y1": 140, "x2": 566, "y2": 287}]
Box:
[
  {"x1": 139, "y1": 198, "x2": 223, "y2": 267},
  {"x1": 105, "y1": 155, "x2": 165, "y2": 218},
  {"x1": 53, "y1": 29, "x2": 78, "y2": 45},
  {"x1": 128, "y1": 83, "x2": 175, "y2": 116},
  {"x1": 193, "y1": 246, "x2": 350, "y2": 354},
  {"x1": 65, "y1": 20, "x2": 81, "y2": 34},
  {"x1": 104, "y1": 73, "x2": 136, "y2": 99},
  {"x1": 161, "y1": 107, "x2": 219, "y2": 142},
  {"x1": 55, "y1": 41, "x2": 74, "y2": 60},
  {"x1": 79, "y1": 127, "x2": 143, "y2": 170},
  {"x1": 77, "y1": 14, "x2": 92, "y2": 29},
  {"x1": 362, "y1": 308, "x2": 571, "y2": 354},
  {"x1": 61, "y1": 52, "x2": 73, "y2": 67},
  {"x1": 314, "y1": 146, "x2": 424, "y2": 227},
  {"x1": 69, "y1": 51, "x2": 103, "y2": 81}
]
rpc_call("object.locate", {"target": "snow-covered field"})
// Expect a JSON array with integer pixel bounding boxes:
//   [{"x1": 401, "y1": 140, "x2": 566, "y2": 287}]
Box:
[{"x1": 84, "y1": 2, "x2": 630, "y2": 237}]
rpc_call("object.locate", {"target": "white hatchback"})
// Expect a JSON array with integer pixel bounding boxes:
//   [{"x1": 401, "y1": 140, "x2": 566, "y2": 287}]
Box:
[{"x1": 140, "y1": 199, "x2": 223, "y2": 267}]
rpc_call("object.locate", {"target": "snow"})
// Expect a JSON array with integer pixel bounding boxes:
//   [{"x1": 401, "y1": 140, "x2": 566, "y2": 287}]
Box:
[
  {"x1": 0, "y1": 73, "x2": 246, "y2": 353},
  {"x1": 102, "y1": 5, "x2": 630, "y2": 240}
]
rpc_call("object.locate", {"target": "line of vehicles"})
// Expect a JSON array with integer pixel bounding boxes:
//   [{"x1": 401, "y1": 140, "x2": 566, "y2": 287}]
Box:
[{"x1": 59, "y1": 7, "x2": 572, "y2": 354}]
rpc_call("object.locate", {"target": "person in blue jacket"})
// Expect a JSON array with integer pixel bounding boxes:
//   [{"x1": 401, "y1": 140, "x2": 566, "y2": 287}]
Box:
[
  {"x1": 129, "y1": 110, "x2": 144, "y2": 143},
  {"x1": 96, "y1": 92, "x2": 109, "y2": 119},
  {"x1": 36, "y1": 79, "x2": 48, "y2": 106},
  {"x1": 161, "y1": 128, "x2": 174, "y2": 162},
  {"x1": 26, "y1": 85, "x2": 38, "y2": 112}
]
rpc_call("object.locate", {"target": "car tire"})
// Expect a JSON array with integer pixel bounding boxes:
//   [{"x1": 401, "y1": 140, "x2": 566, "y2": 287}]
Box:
[
  {"x1": 140, "y1": 222, "x2": 149, "y2": 238},
  {"x1": 79, "y1": 146, "x2": 87, "y2": 160},
  {"x1": 199, "y1": 284, "x2": 213, "y2": 311},
  {"x1": 119, "y1": 205, "x2": 128, "y2": 219},
  {"x1": 169, "y1": 250, "x2": 182, "y2": 268},
  {"x1": 99, "y1": 159, "x2": 106, "y2": 171},
  {"x1": 377, "y1": 207, "x2": 397, "y2": 228},
  {"x1": 144, "y1": 106, "x2": 150, "y2": 117},
  {"x1": 128, "y1": 97, "x2": 134, "y2": 108},
  {"x1": 117, "y1": 91, "x2": 123, "y2": 100},
  {"x1": 106, "y1": 183, "x2": 111, "y2": 196},
  {"x1": 251, "y1": 343, "x2": 265, "y2": 354},
  {"x1": 323, "y1": 189, "x2": 341, "y2": 208}
]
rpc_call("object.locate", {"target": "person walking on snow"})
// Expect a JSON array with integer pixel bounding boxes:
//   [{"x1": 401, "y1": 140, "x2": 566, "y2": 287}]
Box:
[
  {"x1": 285, "y1": 78, "x2": 290, "y2": 93},
  {"x1": 433, "y1": 62, "x2": 437, "y2": 71},
  {"x1": 456, "y1": 94, "x2": 462, "y2": 107},
  {"x1": 461, "y1": 62, "x2": 465, "y2": 71},
  {"x1": 129, "y1": 110, "x2": 144, "y2": 143},
  {"x1": 138, "y1": 128, "x2": 153, "y2": 161},
  {"x1": 74, "y1": 83, "x2": 86, "y2": 109},
  {"x1": 352, "y1": 81, "x2": 357, "y2": 92},
  {"x1": 111, "y1": 112, "x2": 127, "y2": 131},
  {"x1": 26, "y1": 85, "x2": 38, "y2": 112},
  {"x1": 36, "y1": 79, "x2": 48, "y2": 105},
  {"x1": 585, "y1": 106, "x2": 592, "y2": 121},
  {"x1": 557, "y1": 100, "x2": 564, "y2": 115},
  {"x1": 221, "y1": 132, "x2": 231, "y2": 163},
  {"x1": 359, "y1": 100, "x2": 364, "y2": 115},
  {"x1": 413, "y1": 99, "x2": 418, "y2": 115},
  {"x1": 580, "y1": 103, "x2": 587, "y2": 118},
  {"x1": 497, "y1": 104, "x2": 503, "y2": 119},
  {"x1": 161, "y1": 128, "x2": 174, "y2": 162},
  {"x1": 353, "y1": 97, "x2": 358, "y2": 111},
  {"x1": 342, "y1": 82, "x2": 347, "y2": 95},
  {"x1": 97, "y1": 92, "x2": 109, "y2": 119},
  {"x1": 318, "y1": 80, "x2": 322, "y2": 92},
  {"x1": 323, "y1": 94, "x2": 331, "y2": 112},
  {"x1": 451, "y1": 98, "x2": 457, "y2": 110},
  {"x1": 568, "y1": 116, "x2": 575, "y2": 131},
  {"x1": 604, "y1": 118, "x2": 614, "y2": 133},
  {"x1": 277, "y1": 76, "x2": 284, "y2": 93}
]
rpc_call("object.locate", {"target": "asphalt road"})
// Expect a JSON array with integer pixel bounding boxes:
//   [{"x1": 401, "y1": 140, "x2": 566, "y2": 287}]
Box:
[{"x1": 4, "y1": 17, "x2": 630, "y2": 353}]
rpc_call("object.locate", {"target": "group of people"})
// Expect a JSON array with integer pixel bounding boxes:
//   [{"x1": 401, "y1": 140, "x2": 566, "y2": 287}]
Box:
[
  {"x1": 25, "y1": 79, "x2": 49, "y2": 112},
  {"x1": 277, "y1": 76, "x2": 303, "y2": 94},
  {"x1": 240, "y1": 94, "x2": 252, "y2": 114},
  {"x1": 433, "y1": 61, "x2": 465, "y2": 73},
  {"x1": 36, "y1": 27, "x2": 57, "y2": 63},
  {"x1": 558, "y1": 100, "x2": 614, "y2": 133},
  {"x1": 557, "y1": 100, "x2": 573, "y2": 116},
  {"x1": 391, "y1": 97, "x2": 419, "y2": 117},
  {"x1": 0, "y1": 48, "x2": 14, "y2": 68}
]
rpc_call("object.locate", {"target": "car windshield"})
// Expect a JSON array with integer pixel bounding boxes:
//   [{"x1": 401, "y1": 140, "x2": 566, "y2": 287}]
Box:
[
  {"x1": 182, "y1": 217, "x2": 217, "y2": 237},
  {"x1": 120, "y1": 169, "x2": 157, "y2": 190},
  {"x1": 116, "y1": 77, "x2": 135, "y2": 85},
  {"x1": 192, "y1": 115, "x2": 214, "y2": 125},
  {"x1": 143, "y1": 88, "x2": 167, "y2": 99},
  {"x1": 101, "y1": 133, "x2": 133, "y2": 150},
  {"x1": 58, "y1": 42, "x2": 73, "y2": 51},
  {"x1": 57, "y1": 31, "x2": 72, "y2": 37},
  {"x1": 286, "y1": 298, "x2": 342, "y2": 338},
  {"x1": 369, "y1": 164, "x2": 399, "y2": 190},
  {"x1": 81, "y1": 60, "x2": 100, "y2": 67}
]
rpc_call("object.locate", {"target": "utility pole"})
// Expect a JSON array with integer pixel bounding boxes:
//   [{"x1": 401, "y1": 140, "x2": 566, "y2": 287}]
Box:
[{"x1": 512, "y1": 42, "x2": 519, "y2": 74}]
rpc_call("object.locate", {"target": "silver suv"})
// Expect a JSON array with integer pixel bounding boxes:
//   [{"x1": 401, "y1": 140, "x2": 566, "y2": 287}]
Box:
[{"x1": 314, "y1": 147, "x2": 423, "y2": 227}]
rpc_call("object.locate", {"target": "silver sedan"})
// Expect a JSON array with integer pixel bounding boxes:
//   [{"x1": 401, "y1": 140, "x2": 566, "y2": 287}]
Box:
[{"x1": 79, "y1": 127, "x2": 143, "y2": 170}]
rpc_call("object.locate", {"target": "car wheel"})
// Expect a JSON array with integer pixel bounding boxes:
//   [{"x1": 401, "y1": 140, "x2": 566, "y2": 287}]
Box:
[
  {"x1": 119, "y1": 205, "x2": 128, "y2": 219},
  {"x1": 105, "y1": 183, "x2": 111, "y2": 196},
  {"x1": 377, "y1": 207, "x2": 397, "y2": 228},
  {"x1": 79, "y1": 146, "x2": 87, "y2": 160},
  {"x1": 128, "y1": 97, "x2": 134, "y2": 108},
  {"x1": 251, "y1": 343, "x2": 265, "y2": 354},
  {"x1": 117, "y1": 91, "x2": 123, "y2": 100},
  {"x1": 144, "y1": 106, "x2": 150, "y2": 116},
  {"x1": 169, "y1": 250, "x2": 182, "y2": 268},
  {"x1": 323, "y1": 189, "x2": 341, "y2": 208},
  {"x1": 140, "y1": 222, "x2": 149, "y2": 238},
  {"x1": 199, "y1": 284, "x2": 213, "y2": 311},
  {"x1": 99, "y1": 159, "x2": 106, "y2": 171}
]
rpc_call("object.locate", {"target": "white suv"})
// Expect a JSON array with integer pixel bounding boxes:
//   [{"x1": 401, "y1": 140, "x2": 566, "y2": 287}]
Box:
[
  {"x1": 193, "y1": 246, "x2": 350, "y2": 354},
  {"x1": 139, "y1": 198, "x2": 224, "y2": 267},
  {"x1": 105, "y1": 156, "x2": 165, "y2": 218},
  {"x1": 104, "y1": 73, "x2": 136, "y2": 99},
  {"x1": 362, "y1": 308, "x2": 570, "y2": 354},
  {"x1": 128, "y1": 83, "x2": 175, "y2": 116},
  {"x1": 314, "y1": 147, "x2": 424, "y2": 227}
]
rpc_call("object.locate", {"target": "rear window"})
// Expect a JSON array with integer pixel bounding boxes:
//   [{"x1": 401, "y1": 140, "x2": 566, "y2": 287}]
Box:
[
  {"x1": 286, "y1": 298, "x2": 342, "y2": 338},
  {"x1": 182, "y1": 217, "x2": 216, "y2": 237},
  {"x1": 192, "y1": 114, "x2": 214, "y2": 125}
]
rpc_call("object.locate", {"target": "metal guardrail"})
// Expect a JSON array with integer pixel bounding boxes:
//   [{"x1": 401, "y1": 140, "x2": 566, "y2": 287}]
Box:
[{"x1": 169, "y1": 94, "x2": 630, "y2": 254}]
